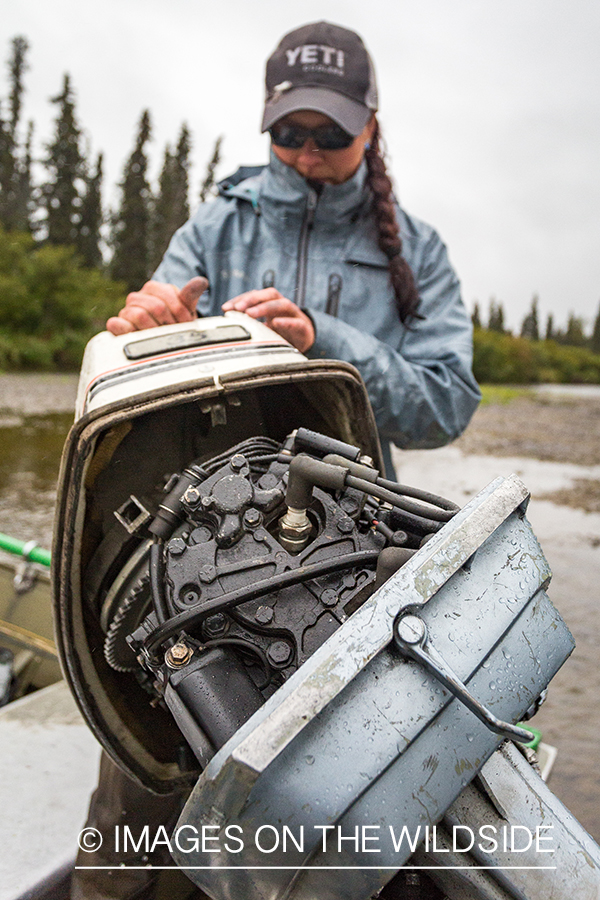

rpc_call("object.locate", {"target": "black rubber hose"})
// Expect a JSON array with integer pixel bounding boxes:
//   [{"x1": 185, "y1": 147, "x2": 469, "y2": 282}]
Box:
[
  {"x1": 143, "y1": 548, "x2": 380, "y2": 659},
  {"x1": 286, "y1": 454, "x2": 347, "y2": 509},
  {"x1": 345, "y1": 475, "x2": 450, "y2": 529},
  {"x1": 149, "y1": 537, "x2": 169, "y2": 625},
  {"x1": 376, "y1": 477, "x2": 459, "y2": 513},
  {"x1": 202, "y1": 437, "x2": 281, "y2": 474},
  {"x1": 293, "y1": 427, "x2": 361, "y2": 462},
  {"x1": 373, "y1": 520, "x2": 409, "y2": 546}
]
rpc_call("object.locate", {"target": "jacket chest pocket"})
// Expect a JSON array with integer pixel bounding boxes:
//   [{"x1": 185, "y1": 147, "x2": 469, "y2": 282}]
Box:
[{"x1": 340, "y1": 258, "x2": 393, "y2": 314}]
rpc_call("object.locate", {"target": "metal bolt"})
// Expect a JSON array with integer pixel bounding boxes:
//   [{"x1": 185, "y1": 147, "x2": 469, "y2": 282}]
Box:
[
  {"x1": 337, "y1": 516, "x2": 354, "y2": 534},
  {"x1": 165, "y1": 642, "x2": 193, "y2": 669},
  {"x1": 230, "y1": 454, "x2": 246, "y2": 472},
  {"x1": 204, "y1": 613, "x2": 228, "y2": 636},
  {"x1": 190, "y1": 526, "x2": 212, "y2": 544},
  {"x1": 254, "y1": 605, "x2": 274, "y2": 625},
  {"x1": 201, "y1": 495, "x2": 213, "y2": 508},
  {"x1": 198, "y1": 564, "x2": 217, "y2": 584},
  {"x1": 396, "y1": 614, "x2": 426, "y2": 646},
  {"x1": 168, "y1": 538, "x2": 186, "y2": 557},
  {"x1": 184, "y1": 486, "x2": 201, "y2": 505},
  {"x1": 267, "y1": 640, "x2": 292, "y2": 666},
  {"x1": 340, "y1": 496, "x2": 359, "y2": 515},
  {"x1": 321, "y1": 589, "x2": 338, "y2": 608},
  {"x1": 243, "y1": 508, "x2": 262, "y2": 528}
]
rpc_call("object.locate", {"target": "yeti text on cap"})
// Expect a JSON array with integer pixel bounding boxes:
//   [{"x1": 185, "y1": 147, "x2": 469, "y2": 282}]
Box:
[{"x1": 285, "y1": 45, "x2": 345, "y2": 75}]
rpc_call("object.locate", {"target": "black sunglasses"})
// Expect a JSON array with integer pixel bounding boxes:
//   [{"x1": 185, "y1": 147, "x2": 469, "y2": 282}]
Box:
[{"x1": 269, "y1": 121, "x2": 355, "y2": 151}]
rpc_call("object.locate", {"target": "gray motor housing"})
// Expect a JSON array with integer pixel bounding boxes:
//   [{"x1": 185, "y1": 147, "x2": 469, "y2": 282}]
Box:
[{"x1": 173, "y1": 474, "x2": 576, "y2": 900}]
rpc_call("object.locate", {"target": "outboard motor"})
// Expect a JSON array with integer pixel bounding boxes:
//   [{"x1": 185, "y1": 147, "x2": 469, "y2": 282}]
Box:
[{"x1": 53, "y1": 314, "x2": 600, "y2": 900}]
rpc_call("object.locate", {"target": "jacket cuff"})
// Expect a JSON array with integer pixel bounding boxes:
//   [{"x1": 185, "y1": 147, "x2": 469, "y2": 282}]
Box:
[{"x1": 304, "y1": 310, "x2": 338, "y2": 360}]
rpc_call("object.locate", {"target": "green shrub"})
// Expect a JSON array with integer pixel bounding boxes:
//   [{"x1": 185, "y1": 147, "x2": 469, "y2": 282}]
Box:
[
  {"x1": 0, "y1": 227, "x2": 125, "y2": 370},
  {"x1": 473, "y1": 328, "x2": 600, "y2": 385}
]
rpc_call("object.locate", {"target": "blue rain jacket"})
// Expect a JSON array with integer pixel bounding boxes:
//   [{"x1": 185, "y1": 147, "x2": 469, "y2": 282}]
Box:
[{"x1": 154, "y1": 151, "x2": 480, "y2": 475}]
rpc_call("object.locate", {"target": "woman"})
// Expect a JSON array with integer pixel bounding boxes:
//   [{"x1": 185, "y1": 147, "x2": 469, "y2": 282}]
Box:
[{"x1": 107, "y1": 21, "x2": 480, "y2": 478}]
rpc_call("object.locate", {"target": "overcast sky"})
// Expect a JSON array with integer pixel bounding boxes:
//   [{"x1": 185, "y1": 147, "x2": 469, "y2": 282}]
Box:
[{"x1": 4, "y1": 0, "x2": 600, "y2": 331}]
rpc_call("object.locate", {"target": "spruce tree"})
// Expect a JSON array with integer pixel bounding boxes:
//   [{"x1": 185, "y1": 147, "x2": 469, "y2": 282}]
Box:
[
  {"x1": 0, "y1": 101, "x2": 12, "y2": 226},
  {"x1": 471, "y1": 302, "x2": 481, "y2": 329},
  {"x1": 488, "y1": 299, "x2": 506, "y2": 334},
  {"x1": 150, "y1": 144, "x2": 175, "y2": 272},
  {"x1": 150, "y1": 123, "x2": 191, "y2": 271},
  {"x1": 520, "y1": 295, "x2": 539, "y2": 341},
  {"x1": 199, "y1": 135, "x2": 222, "y2": 202},
  {"x1": 563, "y1": 313, "x2": 586, "y2": 348},
  {"x1": 76, "y1": 152, "x2": 103, "y2": 267},
  {"x1": 8, "y1": 36, "x2": 28, "y2": 138},
  {"x1": 111, "y1": 110, "x2": 152, "y2": 291},
  {"x1": 591, "y1": 302, "x2": 600, "y2": 355},
  {"x1": 43, "y1": 74, "x2": 85, "y2": 246},
  {"x1": 173, "y1": 123, "x2": 191, "y2": 223},
  {"x1": 545, "y1": 313, "x2": 554, "y2": 342},
  {"x1": 0, "y1": 36, "x2": 30, "y2": 231},
  {"x1": 12, "y1": 119, "x2": 35, "y2": 233}
]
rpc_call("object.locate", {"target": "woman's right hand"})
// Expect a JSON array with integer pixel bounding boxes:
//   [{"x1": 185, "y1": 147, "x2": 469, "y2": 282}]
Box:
[{"x1": 106, "y1": 277, "x2": 209, "y2": 335}]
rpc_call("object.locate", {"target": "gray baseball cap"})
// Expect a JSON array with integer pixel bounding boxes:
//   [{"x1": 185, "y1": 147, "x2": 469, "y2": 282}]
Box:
[{"x1": 262, "y1": 22, "x2": 378, "y2": 137}]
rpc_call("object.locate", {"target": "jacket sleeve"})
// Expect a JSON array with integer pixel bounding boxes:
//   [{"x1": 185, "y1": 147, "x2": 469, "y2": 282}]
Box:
[{"x1": 305, "y1": 230, "x2": 481, "y2": 449}]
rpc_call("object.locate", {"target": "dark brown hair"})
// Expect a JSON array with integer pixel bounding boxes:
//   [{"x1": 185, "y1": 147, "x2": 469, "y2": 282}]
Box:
[{"x1": 365, "y1": 119, "x2": 421, "y2": 324}]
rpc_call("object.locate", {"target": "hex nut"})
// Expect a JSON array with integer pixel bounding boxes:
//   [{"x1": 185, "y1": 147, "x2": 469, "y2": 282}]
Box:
[
  {"x1": 336, "y1": 516, "x2": 354, "y2": 534},
  {"x1": 255, "y1": 605, "x2": 274, "y2": 625},
  {"x1": 204, "y1": 613, "x2": 228, "y2": 636},
  {"x1": 165, "y1": 643, "x2": 193, "y2": 669},
  {"x1": 184, "y1": 487, "x2": 201, "y2": 505},
  {"x1": 198, "y1": 565, "x2": 217, "y2": 584},
  {"x1": 267, "y1": 640, "x2": 292, "y2": 666},
  {"x1": 230, "y1": 454, "x2": 246, "y2": 472},
  {"x1": 244, "y1": 508, "x2": 262, "y2": 528}
]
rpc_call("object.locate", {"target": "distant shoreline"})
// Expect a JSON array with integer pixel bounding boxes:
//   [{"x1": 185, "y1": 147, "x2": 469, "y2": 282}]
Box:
[{"x1": 0, "y1": 373, "x2": 78, "y2": 416}]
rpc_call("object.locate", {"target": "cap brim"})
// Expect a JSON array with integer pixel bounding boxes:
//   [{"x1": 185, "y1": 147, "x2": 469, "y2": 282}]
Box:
[{"x1": 261, "y1": 87, "x2": 372, "y2": 136}]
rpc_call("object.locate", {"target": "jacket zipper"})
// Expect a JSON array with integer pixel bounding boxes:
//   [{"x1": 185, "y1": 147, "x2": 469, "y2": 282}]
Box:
[{"x1": 294, "y1": 188, "x2": 318, "y2": 309}]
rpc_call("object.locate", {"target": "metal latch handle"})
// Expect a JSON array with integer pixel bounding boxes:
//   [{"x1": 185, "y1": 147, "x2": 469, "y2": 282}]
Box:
[{"x1": 393, "y1": 614, "x2": 535, "y2": 744}]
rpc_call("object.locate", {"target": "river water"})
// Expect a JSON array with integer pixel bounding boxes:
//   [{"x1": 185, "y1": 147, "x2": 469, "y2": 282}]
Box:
[
  {"x1": 0, "y1": 374, "x2": 78, "y2": 550},
  {"x1": 1, "y1": 373, "x2": 599, "y2": 845}
]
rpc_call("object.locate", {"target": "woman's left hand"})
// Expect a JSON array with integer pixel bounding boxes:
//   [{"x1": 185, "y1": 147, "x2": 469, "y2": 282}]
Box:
[{"x1": 222, "y1": 289, "x2": 315, "y2": 353}]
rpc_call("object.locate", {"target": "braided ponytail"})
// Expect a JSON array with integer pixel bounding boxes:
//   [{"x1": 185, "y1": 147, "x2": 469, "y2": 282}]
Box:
[{"x1": 365, "y1": 119, "x2": 421, "y2": 324}]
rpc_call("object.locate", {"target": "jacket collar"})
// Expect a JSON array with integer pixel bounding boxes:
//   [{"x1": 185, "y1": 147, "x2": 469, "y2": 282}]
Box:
[
  {"x1": 262, "y1": 150, "x2": 371, "y2": 224},
  {"x1": 219, "y1": 150, "x2": 371, "y2": 224}
]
